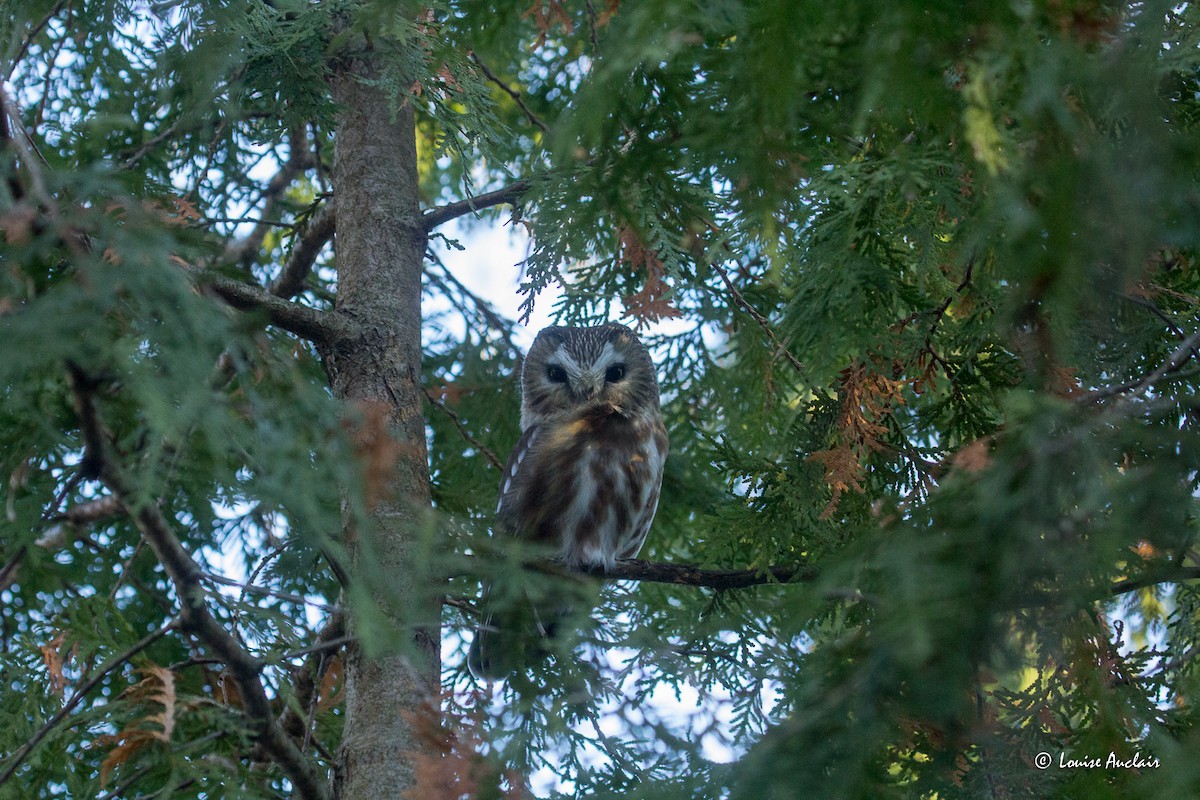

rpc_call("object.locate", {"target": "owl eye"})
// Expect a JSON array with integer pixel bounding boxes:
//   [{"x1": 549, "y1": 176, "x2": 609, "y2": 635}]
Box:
[
  {"x1": 605, "y1": 364, "x2": 626, "y2": 383},
  {"x1": 546, "y1": 365, "x2": 568, "y2": 384}
]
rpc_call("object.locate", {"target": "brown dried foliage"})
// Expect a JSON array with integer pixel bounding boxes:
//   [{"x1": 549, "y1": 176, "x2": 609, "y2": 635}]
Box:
[
  {"x1": 402, "y1": 694, "x2": 528, "y2": 800},
  {"x1": 39, "y1": 631, "x2": 69, "y2": 697},
  {"x1": 95, "y1": 665, "x2": 177, "y2": 787},
  {"x1": 951, "y1": 437, "x2": 993, "y2": 475},
  {"x1": 523, "y1": 0, "x2": 574, "y2": 49},
  {"x1": 618, "y1": 226, "x2": 682, "y2": 328},
  {"x1": 316, "y1": 655, "x2": 343, "y2": 712},
  {"x1": 807, "y1": 362, "x2": 907, "y2": 517}
]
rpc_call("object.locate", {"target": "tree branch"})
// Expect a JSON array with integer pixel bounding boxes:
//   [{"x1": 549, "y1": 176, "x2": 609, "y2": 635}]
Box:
[
  {"x1": 424, "y1": 388, "x2": 504, "y2": 470},
  {"x1": 423, "y1": 180, "x2": 529, "y2": 231},
  {"x1": 1081, "y1": 328, "x2": 1200, "y2": 404},
  {"x1": 5, "y1": 0, "x2": 70, "y2": 82},
  {"x1": 65, "y1": 367, "x2": 330, "y2": 800},
  {"x1": 201, "y1": 571, "x2": 337, "y2": 613},
  {"x1": 586, "y1": 558, "x2": 1200, "y2": 596},
  {"x1": 711, "y1": 261, "x2": 805, "y2": 374},
  {"x1": 202, "y1": 271, "x2": 352, "y2": 345},
  {"x1": 469, "y1": 52, "x2": 550, "y2": 133},
  {"x1": 580, "y1": 558, "x2": 816, "y2": 589},
  {"x1": 271, "y1": 199, "x2": 336, "y2": 299},
  {"x1": 224, "y1": 126, "x2": 313, "y2": 266},
  {"x1": 1109, "y1": 566, "x2": 1200, "y2": 597}
]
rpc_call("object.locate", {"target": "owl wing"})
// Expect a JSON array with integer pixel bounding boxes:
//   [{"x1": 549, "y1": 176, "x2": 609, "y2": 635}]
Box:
[
  {"x1": 494, "y1": 423, "x2": 541, "y2": 536},
  {"x1": 469, "y1": 423, "x2": 551, "y2": 680}
]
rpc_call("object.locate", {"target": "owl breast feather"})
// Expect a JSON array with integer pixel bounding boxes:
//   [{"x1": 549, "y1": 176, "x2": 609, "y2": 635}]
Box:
[{"x1": 496, "y1": 404, "x2": 667, "y2": 570}]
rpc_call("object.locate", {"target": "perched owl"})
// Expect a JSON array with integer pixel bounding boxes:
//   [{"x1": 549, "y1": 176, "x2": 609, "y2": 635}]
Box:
[{"x1": 468, "y1": 322, "x2": 669, "y2": 680}]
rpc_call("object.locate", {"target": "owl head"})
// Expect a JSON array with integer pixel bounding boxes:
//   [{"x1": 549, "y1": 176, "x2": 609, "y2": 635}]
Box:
[{"x1": 520, "y1": 322, "x2": 660, "y2": 429}]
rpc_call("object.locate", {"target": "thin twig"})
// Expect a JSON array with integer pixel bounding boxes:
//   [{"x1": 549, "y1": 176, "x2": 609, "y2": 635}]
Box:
[
  {"x1": 469, "y1": 52, "x2": 549, "y2": 133},
  {"x1": 5, "y1": 0, "x2": 69, "y2": 83},
  {"x1": 118, "y1": 117, "x2": 185, "y2": 171},
  {"x1": 711, "y1": 261, "x2": 805, "y2": 374},
  {"x1": 425, "y1": 249, "x2": 522, "y2": 358},
  {"x1": 1082, "y1": 328, "x2": 1200, "y2": 404},
  {"x1": 280, "y1": 612, "x2": 346, "y2": 756},
  {"x1": 0, "y1": 85, "x2": 53, "y2": 209},
  {"x1": 0, "y1": 618, "x2": 177, "y2": 789},
  {"x1": 201, "y1": 571, "x2": 336, "y2": 613},
  {"x1": 283, "y1": 634, "x2": 355, "y2": 663},
  {"x1": 224, "y1": 126, "x2": 313, "y2": 265},
  {"x1": 94, "y1": 732, "x2": 224, "y2": 800},
  {"x1": 583, "y1": 0, "x2": 602, "y2": 51},
  {"x1": 1116, "y1": 291, "x2": 1188, "y2": 339},
  {"x1": 423, "y1": 388, "x2": 504, "y2": 470}
]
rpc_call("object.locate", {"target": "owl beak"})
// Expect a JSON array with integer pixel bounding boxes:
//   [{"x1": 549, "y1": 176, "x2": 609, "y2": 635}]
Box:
[{"x1": 576, "y1": 374, "x2": 602, "y2": 400}]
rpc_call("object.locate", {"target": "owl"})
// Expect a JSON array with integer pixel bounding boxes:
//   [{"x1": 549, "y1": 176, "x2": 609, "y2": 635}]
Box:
[{"x1": 468, "y1": 322, "x2": 669, "y2": 680}]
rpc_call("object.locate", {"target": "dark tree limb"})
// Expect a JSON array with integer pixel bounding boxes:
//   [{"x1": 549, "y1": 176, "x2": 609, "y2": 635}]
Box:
[
  {"x1": 1082, "y1": 328, "x2": 1200, "y2": 404},
  {"x1": 271, "y1": 200, "x2": 337, "y2": 298},
  {"x1": 202, "y1": 271, "x2": 353, "y2": 345},
  {"x1": 65, "y1": 368, "x2": 330, "y2": 800},
  {"x1": 590, "y1": 558, "x2": 817, "y2": 589},
  {"x1": 423, "y1": 180, "x2": 529, "y2": 231},
  {"x1": 1109, "y1": 566, "x2": 1200, "y2": 597},
  {"x1": 592, "y1": 559, "x2": 1200, "y2": 597}
]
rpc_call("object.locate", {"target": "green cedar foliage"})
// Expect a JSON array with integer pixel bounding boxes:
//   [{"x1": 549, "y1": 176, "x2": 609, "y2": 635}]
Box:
[{"x1": 2, "y1": 1, "x2": 1200, "y2": 798}]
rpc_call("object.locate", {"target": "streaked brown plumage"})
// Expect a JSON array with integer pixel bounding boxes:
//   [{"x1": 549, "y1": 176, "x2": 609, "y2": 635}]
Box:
[{"x1": 468, "y1": 323, "x2": 668, "y2": 680}]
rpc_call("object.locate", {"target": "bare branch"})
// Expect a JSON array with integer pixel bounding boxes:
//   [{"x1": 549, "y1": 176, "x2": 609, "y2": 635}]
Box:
[
  {"x1": 271, "y1": 200, "x2": 336, "y2": 298},
  {"x1": 1081, "y1": 328, "x2": 1200, "y2": 404},
  {"x1": 118, "y1": 117, "x2": 187, "y2": 172},
  {"x1": 65, "y1": 368, "x2": 330, "y2": 800},
  {"x1": 470, "y1": 52, "x2": 550, "y2": 133},
  {"x1": 202, "y1": 271, "x2": 352, "y2": 345},
  {"x1": 224, "y1": 126, "x2": 314, "y2": 266},
  {"x1": 423, "y1": 180, "x2": 529, "y2": 231},
  {"x1": 426, "y1": 249, "x2": 522, "y2": 356},
  {"x1": 424, "y1": 388, "x2": 504, "y2": 470},
  {"x1": 711, "y1": 261, "x2": 806, "y2": 374}
]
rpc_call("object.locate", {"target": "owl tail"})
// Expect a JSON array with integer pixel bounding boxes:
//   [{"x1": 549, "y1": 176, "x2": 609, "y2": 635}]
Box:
[{"x1": 467, "y1": 590, "x2": 565, "y2": 681}]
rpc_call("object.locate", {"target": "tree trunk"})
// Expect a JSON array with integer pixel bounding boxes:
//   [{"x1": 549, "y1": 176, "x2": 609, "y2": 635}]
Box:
[{"x1": 326, "y1": 45, "x2": 436, "y2": 799}]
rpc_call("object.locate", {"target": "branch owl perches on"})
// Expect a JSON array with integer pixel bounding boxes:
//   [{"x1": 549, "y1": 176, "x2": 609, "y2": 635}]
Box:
[{"x1": 468, "y1": 323, "x2": 669, "y2": 680}]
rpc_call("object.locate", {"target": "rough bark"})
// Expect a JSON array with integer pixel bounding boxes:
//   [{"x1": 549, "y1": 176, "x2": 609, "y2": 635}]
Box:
[{"x1": 326, "y1": 45, "x2": 436, "y2": 799}]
